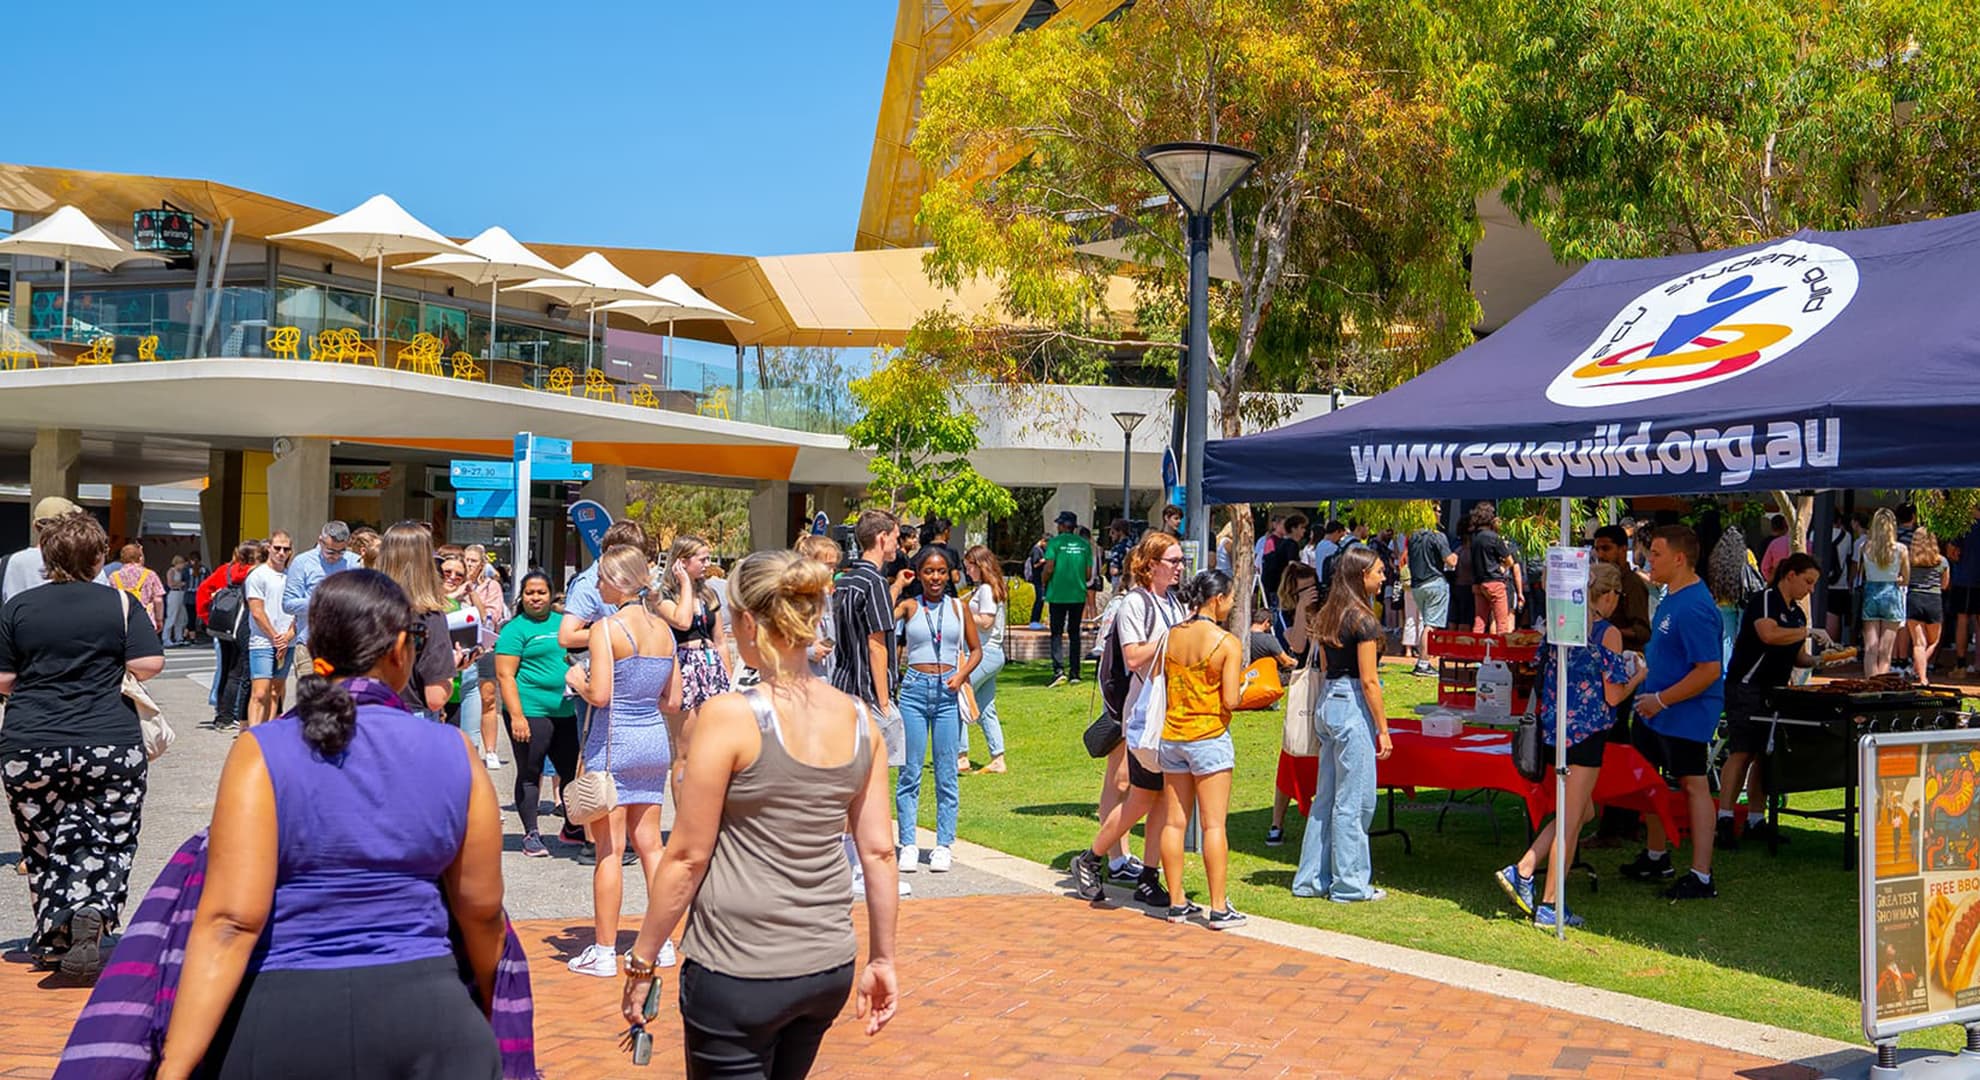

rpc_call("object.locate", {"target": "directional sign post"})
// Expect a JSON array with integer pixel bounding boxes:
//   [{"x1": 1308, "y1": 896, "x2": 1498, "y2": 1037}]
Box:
[
  {"x1": 451, "y1": 460, "x2": 514, "y2": 489},
  {"x1": 455, "y1": 489, "x2": 518, "y2": 518},
  {"x1": 450, "y1": 434, "x2": 597, "y2": 602}
]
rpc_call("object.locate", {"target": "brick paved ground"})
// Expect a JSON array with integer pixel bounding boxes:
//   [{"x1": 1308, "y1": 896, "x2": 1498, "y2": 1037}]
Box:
[{"x1": 3, "y1": 893, "x2": 1812, "y2": 1079}]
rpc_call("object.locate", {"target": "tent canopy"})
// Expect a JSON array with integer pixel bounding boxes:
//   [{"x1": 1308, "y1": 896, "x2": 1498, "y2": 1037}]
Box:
[{"x1": 1204, "y1": 212, "x2": 1980, "y2": 504}]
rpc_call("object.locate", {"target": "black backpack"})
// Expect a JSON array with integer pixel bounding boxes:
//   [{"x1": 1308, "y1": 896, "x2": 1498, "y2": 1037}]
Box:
[{"x1": 207, "y1": 566, "x2": 249, "y2": 642}]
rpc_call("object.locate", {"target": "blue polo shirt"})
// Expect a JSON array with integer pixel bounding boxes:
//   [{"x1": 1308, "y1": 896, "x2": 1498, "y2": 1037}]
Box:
[{"x1": 1641, "y1": 579, "x2": 1725, "y2": 743}]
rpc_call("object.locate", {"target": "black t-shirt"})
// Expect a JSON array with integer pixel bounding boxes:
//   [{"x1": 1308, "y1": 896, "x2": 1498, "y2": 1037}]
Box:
[
  {"x1": 1470, "y1": 529, "x2": 1513, "y2": 583},
  {"x1": 1321, "y1": 611, "x2": 1384, "y2": 679},
  {"x1": 1407, "y1": 529, "x2": 1451, "y2": 583},
  {"x1": 406, "y1": 609, "x2": 457, "y2": 711},
  {"x1": 1260, "y1": 535, "x2": 1295, "y2": 596},
  {"x1": 1728, "y1": 587, "x2": 1807, "y2": 688},
  {"x1": 0, "y1": 581, "x2": 163, "y2": 750},
  {"x1": 830, "y1": 559, "x2": 897, "y2": 706}
]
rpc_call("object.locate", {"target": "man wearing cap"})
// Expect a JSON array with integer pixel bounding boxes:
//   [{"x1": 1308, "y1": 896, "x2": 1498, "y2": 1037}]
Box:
[
  {"x1": 2, "y1": 497, "x2": 85, "y2": 603},
  {"x1": 1042, "y1": 509, "x2": 1095, "y2": 687}
]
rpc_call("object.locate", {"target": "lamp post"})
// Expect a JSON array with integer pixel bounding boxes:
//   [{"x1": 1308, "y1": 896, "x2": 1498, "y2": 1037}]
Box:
[
  {"x1": 1111, "y1": 410, "x2": 1146, "y2": 527},
  {"x1": 1138, "y1": 142, "x2": 1259, "y2": 569}
]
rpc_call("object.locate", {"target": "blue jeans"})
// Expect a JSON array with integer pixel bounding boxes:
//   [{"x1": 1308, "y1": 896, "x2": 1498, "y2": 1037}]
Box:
[
  {"x1": 959, "y1": 644, "x2": 1006, "y2": 758},
  {"x1": 456, "y1": 678, "x2": 484, "y2": 752},
  {"x1": 896, "y1": 668, "x2": 961, "y2": 847},
  {"x1": 1293, "y1": 681, "x2": 1380, "y2": 900}
]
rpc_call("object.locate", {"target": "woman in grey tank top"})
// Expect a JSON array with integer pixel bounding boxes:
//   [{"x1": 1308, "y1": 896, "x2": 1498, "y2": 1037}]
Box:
[{"x1": 622, "y1": 549, "x2": 900, "y2": 1076}]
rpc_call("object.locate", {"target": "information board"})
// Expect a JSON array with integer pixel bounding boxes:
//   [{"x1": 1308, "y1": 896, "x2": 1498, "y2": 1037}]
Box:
[
  {"x1": 1860, "y1": 729, "x2": 1980, "y2": 1043},
  {"x1": 1544, "y1": 546, "x2": 1590, "y2": 647}
]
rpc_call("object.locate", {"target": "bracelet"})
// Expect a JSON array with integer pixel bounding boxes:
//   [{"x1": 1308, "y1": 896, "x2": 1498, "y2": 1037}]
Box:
[
  {"x1": 623, "y1": 951, "x2": 657, "y2": 979},
  {"x1": 1652, "y1": 693, "x2": 1666, "y2": 709}
]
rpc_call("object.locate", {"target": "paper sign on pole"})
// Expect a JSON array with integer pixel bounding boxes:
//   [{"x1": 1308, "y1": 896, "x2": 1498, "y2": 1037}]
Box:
[{"x1": 1544, "y1": 546, "x2": 1589, "y2": 647}]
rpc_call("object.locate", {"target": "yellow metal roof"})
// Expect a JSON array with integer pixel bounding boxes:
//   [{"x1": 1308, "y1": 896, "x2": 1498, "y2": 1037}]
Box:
[{"x1": 0, "y1": 161, "x2": 1055, "y2": 350}]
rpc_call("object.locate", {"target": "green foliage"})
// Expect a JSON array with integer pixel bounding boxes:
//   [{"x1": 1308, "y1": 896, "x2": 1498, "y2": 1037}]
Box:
[
  {"x1": 1908, "y1": 489, "x2": 1980, "y2": 543},
  {"x1": 625, "y1": 482, "x2": 750, "y2": 557},
  {"x1": 1336, "y1": 500, "x2": 1441, "y2": 536},
  {"x1": 1470, "y1": 0, "x2": 1980, "y2": 260},
  {"x1": 1005, "y1": 579, "x2": 1036, "y2": 625},
  {"x1": 1494, "y1": 497, "x2": 1592, "y2": 560},
  {"x1": 845, "y1": 352, "x2": 1018, "y2": 523}
]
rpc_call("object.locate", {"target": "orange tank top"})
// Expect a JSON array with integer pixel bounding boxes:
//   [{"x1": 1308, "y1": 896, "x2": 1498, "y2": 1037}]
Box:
[{"x1": 1162, "y1": 632, "x2": 1232, "y2": 743}]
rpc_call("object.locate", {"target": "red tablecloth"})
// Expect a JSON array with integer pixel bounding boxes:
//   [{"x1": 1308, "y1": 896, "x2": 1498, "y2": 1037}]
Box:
[{"x1": 1274, "y1": 719, "x2": 1684, "y2": 841}]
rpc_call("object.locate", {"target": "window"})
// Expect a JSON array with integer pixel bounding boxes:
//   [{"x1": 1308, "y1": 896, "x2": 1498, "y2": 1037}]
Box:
[{"x1": 1015, "y1": 0, "x2": 1058, "y2": 32}]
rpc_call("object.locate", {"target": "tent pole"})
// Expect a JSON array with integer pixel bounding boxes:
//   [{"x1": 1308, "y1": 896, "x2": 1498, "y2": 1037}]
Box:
[
  {"x1": 61, "y1": 258, "x2": 70, "y2": 343},
  {"x1": 1554, "y1": 495, "x2": 1571, "y2": 941},
  {"x1": 489, "y1": 279, "x2": 499, "y2": 364},
  {"x1": 586, "y1": 305, "x2": 595, "y2": 371}
]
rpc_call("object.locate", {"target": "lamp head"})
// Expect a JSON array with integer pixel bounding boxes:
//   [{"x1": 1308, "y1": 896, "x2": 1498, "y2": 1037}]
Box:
[
  {"x1": 1111, "y1": 410, "x2": 1147, "y2": 435},
  {"x1": 1138, "y1": 141, "x2": 1260, "y2": 216}
]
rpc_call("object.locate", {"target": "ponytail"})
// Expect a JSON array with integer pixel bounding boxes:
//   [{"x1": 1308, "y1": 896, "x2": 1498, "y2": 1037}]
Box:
[{"x1": 295, "y1": 674, "x2": 359, "y2": 757}]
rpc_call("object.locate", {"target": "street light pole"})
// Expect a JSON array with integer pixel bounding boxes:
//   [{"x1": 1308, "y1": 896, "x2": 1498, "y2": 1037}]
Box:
[
  {"x1": 1137, "y1": 141, "x2": 1260, "y2": 572},
  {"x1": 1112, "y1": 410, "x2": 1147, "y2": 527}
]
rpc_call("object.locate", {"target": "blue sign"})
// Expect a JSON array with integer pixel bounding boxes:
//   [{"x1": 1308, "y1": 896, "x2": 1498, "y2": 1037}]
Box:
[
  {"x1": 451, "y1": 460, "x2": 514, "y2": 489},
  {"x1": 570, "y1": 499, "x2": 614, "y2": 559},
  {"x1": 811, "y1": 511, "x2": 829, "y2": 536},
  {"x1": 532, "y1": 461, "x2": 593, "y2": 483},
  {"x1": 513, "y1": 434, "x2": 572, "y2": 462},
  {"x1": 456, "y1": 489, "x2": 517, "y2": 518},
  {"x1": 1162, "y1": 447, "x2": 1179, "y2": 490}
]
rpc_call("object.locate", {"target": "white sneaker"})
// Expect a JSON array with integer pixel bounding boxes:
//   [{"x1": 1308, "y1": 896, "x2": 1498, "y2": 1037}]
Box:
[
  {"x1": 657, "y1": 940, "x2": 676, "y2": 968},
  {"x1": 899, "y1": 844, "x2": 921, "y2": 873},
  {"x1": 482, "y1": 752, "x2": 503, "y2": 771},
  {"x1": 899, "y1": 878, "x2": 913, "y2": 897},
  {"x1": 567, "y1": 943, "x2": 618, "y2": 978},
  {"x1": 928, "y1": 846, "x2": 954, "y2": 873}
]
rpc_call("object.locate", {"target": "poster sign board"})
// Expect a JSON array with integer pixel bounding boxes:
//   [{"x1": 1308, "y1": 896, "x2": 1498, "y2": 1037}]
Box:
[
  {"x1": 1544, "y1": 546, "x2": 1590, "y2": 647},
  {"x1": 1860, "y1": 729, "x2": 1980, "y2": 1043}
]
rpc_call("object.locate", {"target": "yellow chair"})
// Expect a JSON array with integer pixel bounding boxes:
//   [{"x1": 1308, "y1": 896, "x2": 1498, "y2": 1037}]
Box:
[
  {"x1": 338, "y1": 328, "x2": 379, "y2": 366},
  {"x1": 544, "y1": 367, "x2": 575, "y2": 395},
  {"x1": 582, "y1": 369, "x2": 618, "y2": 402},
  {"x1": 137, "y1": 334, "x2": 160, "y2": 362},
  {"x1": 697, "y1": 385, "x2": 732, "y2": 420},
  {"x1": 308, "y1": 331, "x2": 343, "y2": 363},
  {"x1": 396, "y1": 333, "x2": 444, "y2": 376},
  {"x1": 450, "y1": 352, "x2": 484, "y2": 381},
  {"x1": 629, "y1": 384, "x2": 659, "y2": 408},
  {"x1": 0, "y1": 325, "x2": 37, "y2": 370},
  {"x1": 267, "y1": 326, "x2": 301, "y2": 360},
  {"x1": 77, "y1": 337, "x2": 115, "y2": 365}
]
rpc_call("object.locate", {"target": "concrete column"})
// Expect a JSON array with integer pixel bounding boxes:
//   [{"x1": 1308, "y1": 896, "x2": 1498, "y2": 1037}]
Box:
[
  {"x1": 267, "y1": 438, "x2": 332, "y2": 551},
  {"x1": 579, "y1": 464, "x2": 629, "y2": 520},
  {"x1": 378, "y1": 461, "x2": 411, "y2": 525},
  {"x1": 749, "y1": 480, "x2": 792, "y2": 552},
  {"x1": 199, "y1": 449, "x2": 243, "y2": 565},
  {"x1": 1042, "y1": 483, "x2": 1095, "y2": 535},
  {"x1": 107, "y1": 484, "x2": 143, "y2": 546},
  {"x1": 812, "y1": 485, "x2": 850, "y2": 527},
  {"x1": 29, "y1": 428, "x2": 81, "y2": 509}
]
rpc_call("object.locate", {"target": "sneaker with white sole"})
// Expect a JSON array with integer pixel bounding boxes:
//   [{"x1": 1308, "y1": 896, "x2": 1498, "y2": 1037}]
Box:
[
  {"x1": 928, "y1": 846, "x2": 953, "y2": 872},
  {"x1": 1206, "y1": 906, "x2": 1249, "y2": 931},
  {"x1": 567, "y1": 943, "x2": 618, "y2": 978},
  {"x1": 899, "y1": 844, "x2": 921, "y2": 873}
]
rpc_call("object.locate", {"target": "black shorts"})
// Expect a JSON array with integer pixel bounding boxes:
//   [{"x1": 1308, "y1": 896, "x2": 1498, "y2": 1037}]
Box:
[
  {"x1": 1126, "y1": 748, "x2": 1163, "y2": 792},
  {"x1": 1912, "y1": 592, "x2": 1945, "y2": 625},
  {"x1": 1827, "y1": 588, "x2": 1855, "y2": 622},
  {"x1": 1631, "y1": 719, "x2": 1710, "y2": 779},
  {"x1": 1550, "y1": 735, "x2": 1606, "y2": 769},
  {"x1": 1723, "y1": 683, "x2": 1773, "y2": 756},
  {"x1": 1958, "y1": 585, "x2": 1980, "y2": 618}
]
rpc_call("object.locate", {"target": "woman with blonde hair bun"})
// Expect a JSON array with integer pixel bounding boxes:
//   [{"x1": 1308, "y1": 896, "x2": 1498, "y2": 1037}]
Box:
[
  {"x1": 623, "y1": 549, "x2": 899, "y2": 1076},
  {"x1": 563, "y1": 544, "x2": 683, "y2": 979}
]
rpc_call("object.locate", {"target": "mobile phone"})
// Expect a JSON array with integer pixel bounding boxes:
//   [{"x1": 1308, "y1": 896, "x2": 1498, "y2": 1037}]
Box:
[
  {"x1": 630, "y1": 1026, "x2": 653, "y2": 1066},
  {"x1": 643, "y1": 975, "x2": 663, "y2": 1021}
]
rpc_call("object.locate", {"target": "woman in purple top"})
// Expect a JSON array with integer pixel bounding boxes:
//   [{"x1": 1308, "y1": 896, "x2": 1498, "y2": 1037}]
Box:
[{"x1": 157, "y1": 570, "x2": 508, "y2": 1079}]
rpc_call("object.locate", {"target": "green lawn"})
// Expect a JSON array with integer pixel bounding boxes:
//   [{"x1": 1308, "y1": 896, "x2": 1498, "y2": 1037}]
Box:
[{"x1": 932, "y1": 658, "x2": 1944, "y2": 1051}]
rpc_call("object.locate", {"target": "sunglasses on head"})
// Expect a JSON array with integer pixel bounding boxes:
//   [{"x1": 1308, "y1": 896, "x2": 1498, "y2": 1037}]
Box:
[{"x1": 405, "y1": 623, "x2": 429, "y2": 651}]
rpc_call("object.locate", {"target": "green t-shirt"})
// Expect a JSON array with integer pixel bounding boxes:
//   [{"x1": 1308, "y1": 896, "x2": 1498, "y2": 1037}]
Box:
[
  {"x1": 1043, "y1": 532, "x2": 1093, "y2": 604},
  {"x1": 495, "y1": 609, "x2": 576, "y2": 719}
]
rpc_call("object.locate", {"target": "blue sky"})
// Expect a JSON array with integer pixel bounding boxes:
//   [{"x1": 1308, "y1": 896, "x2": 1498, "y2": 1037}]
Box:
[{"x1": 11, "y1": 2, "x2": 898, "y2": 256}]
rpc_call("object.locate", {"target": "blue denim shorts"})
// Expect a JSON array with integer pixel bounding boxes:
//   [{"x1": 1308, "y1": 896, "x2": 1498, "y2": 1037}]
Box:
[
  {"x1": 1158, "y1": 731, "x2": 1236, "y2": 776},
  {"x1": 248, "y1": 643, "x2": 294, "y2": 680},
  {"x1": 1863, "y1": 581, "x2": 1905, "y2": 623}
]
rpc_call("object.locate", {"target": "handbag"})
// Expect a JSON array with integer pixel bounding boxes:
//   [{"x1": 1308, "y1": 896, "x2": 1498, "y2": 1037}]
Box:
[
  {"x1": 1124, "y1": 629, "x2": 1170, "y2": 754},
  {"x1": 565, "y1": 619, "x2": 622, "y2": 826},
  {"x1": 116, "y1": 589, "x2": 174, "y2": 761},
  {"x1": 1237, "y1": 657, "x2": 1285, "y2": 711},
  {"x1": 1512, "y1": 687, "x2": 1545, "y2": 784},
  {"x1": 1281, "y1": 644, "x2": 1322, "y2": 758},
  {"x1": 1082, "y1": 711, "x2": 1122, "y2": 758}
]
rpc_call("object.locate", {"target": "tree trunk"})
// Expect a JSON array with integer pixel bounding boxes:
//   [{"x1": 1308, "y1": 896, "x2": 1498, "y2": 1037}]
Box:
[{"x1": 1221, "y1": 395, "x2": 1257, "y2": 660}]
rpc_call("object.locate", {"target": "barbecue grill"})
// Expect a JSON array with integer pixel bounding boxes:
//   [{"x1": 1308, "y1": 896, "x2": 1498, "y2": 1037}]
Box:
[{"x1": 1754, "y1": 681, "x2": 1962, "y2": 868}]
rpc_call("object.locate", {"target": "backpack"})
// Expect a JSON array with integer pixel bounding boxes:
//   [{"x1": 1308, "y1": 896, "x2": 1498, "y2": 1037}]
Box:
[
  {"x1": 207, "y1": 566, "x2": 249, "y2": 642},
  {"x1": 1318, "y1": 539, "x2": 1361, "y2": 602}
]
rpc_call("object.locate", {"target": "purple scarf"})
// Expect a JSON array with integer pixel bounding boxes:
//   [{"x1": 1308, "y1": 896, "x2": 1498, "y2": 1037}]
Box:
[{"x1": 56, "y1": 834, "x2": 541, "y2": 1078}]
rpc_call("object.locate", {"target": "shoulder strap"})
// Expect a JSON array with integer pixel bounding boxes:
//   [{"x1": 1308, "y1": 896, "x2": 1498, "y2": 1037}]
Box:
[
  {"x1": 853, "y1": 700, "x2": 869, "y2": 752},
  {"x1": 741, "y1": 686, "x2": 778, "y2": 734}
]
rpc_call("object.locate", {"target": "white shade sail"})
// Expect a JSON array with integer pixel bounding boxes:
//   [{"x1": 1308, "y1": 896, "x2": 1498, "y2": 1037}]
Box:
[
  {"x1": 508, "y1": 251, "x2": 663, "y2": 308},
  {"x1": 600, "y1": 273, "x2": 752, "y2": 324},
  {"x1": 398, "y1": 226, "x2": 572, "y2": 287},
  {"x1": 0, "y1": 205, "x2": 167, "y2": 270},
  {"x1": 267, "y1": 194, "x2": 472, "y2": 262}
]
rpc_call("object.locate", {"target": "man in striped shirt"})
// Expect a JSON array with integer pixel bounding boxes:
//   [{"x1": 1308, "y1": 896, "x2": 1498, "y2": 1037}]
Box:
[{"x1": 830, "y1": 508, "x2": 914, "y2": 894}]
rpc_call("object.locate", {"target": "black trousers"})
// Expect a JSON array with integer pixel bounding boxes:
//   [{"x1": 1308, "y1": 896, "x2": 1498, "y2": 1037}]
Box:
[
  {"x1": 215, "y1": 639, "x2": 250, "y2": 725},
  {"x1": 680, "y1": 959, "x2": 855, "y2": 1080},
  {"x1": 507, "y1": 714, "x2": 581, "y2": 836},
  {"x1": 198, "y1": 955, "x2": 498, "y2": 1079},
  {"x1": 1, "y1": 743, "x2": 146, "y2": 952},
  {"x1": 1049, "y1": 602, "x2": 1084, "y2": 679}
]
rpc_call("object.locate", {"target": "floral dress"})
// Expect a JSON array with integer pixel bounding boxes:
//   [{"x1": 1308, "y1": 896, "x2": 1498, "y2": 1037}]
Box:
[
  {"x1": 1536, "y1": 618, "x2": 1632, "y2": 748},
  {"x1": 676, "y1": 601, "x2": 730, "y2": 711}
]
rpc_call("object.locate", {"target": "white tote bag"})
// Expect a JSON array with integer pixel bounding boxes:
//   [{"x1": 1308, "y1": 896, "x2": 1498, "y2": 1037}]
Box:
[{"x1": 1123, "y1": 628, "x2": 1170, "y2": 754}]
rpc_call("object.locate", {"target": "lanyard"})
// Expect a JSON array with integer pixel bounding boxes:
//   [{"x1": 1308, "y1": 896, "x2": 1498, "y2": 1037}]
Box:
[{"x1": 920, "y1": 596, "x2": 948, "y2": 657}]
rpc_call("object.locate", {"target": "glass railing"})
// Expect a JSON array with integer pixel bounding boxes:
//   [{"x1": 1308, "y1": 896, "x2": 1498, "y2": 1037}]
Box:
[{"x1": 8, "y1": 284, "x2": 860, "y2": 436}]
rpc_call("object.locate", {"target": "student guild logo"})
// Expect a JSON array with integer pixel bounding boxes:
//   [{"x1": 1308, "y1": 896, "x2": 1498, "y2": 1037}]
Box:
[{"x1": 1546, "y1": 239, "x2": 1858, "y2": 408}]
